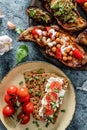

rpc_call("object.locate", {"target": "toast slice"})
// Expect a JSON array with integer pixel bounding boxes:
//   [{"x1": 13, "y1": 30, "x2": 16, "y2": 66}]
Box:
[
  {"x1": 23, "y1": 70, "x2": 68, "y2": 123},
  {"x1": 76, "y1": 28, "x2": 87, "y2": 46},
  {"x1": 19, "y1": 25, "x2": 87, "y2": 68},
  {"x1": 42, "y1": 0, "x2": 87, "y2": 31}
]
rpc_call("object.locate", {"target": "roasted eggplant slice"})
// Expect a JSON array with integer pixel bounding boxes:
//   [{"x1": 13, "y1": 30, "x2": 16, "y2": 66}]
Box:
[
  {"x1": 41, "y1": 0, "x2": 87, "y2": 31},
  {"x1": 76, "y1": 28, "x2": 87, "y2": 45},
  {"x1": 19, "y1": 25, "x2": 87, "y2": 68},
  {"x1": 26, "y1": 6, "x2": 52, "y2": 24}
]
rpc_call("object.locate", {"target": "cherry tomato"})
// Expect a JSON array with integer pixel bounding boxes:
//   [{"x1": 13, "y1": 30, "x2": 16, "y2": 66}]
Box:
[
  {"x1": 22, "y1": 102, "x2": 34, "y2": 114},
  {"x1": 17, "y1": 112, "x2": 30, "y2": 124},
  {"x1": 76, "y1": 0, "x2": 87, "y2": 3},
  {"x1": 4, "y1": 93, "x2": 17, "y2": 105},
  {"x1": 7, "y1": 85, "x2": 18, "y2": 96},
  {"x1": 17, "y1": 87, "x2": 28, "y2": 98},
  {"x1": 44, "y1": 104, "x2": 54, "y2": 116},
  {"x1": 18, "y1": 94, "x2": 30, "y2": 103},
  {"x1": 55, "y1": 48, "x2": 62, "y2": 60},
  {"x1": 46, "y1": 92, "x2": 58, "y2": 103},
  {"x1": 3, "y1": 105, "x2": 15, "y2": 117},
  {"x1": 73, "y1": 48, "x2": 83, "y2": 59},
  {"x1": 50, "y1": 81, "x2": 62, "y2": 91},
  {"x1": 45, "y1": 27, "x2": 51, "y2": 31},
  {"x1": 31, "y1": 28, "x2": 38, "y2": 35}
]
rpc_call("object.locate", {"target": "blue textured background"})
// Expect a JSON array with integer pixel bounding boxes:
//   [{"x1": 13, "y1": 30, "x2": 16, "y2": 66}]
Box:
[{"x1": 0, "y1": 0, "x2": 87, "y2": 130}]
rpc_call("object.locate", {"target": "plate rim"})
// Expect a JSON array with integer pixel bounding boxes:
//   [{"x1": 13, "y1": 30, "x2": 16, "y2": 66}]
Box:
[{"x1": 0, "y1": 61, "x2": 76, "y2": 130}]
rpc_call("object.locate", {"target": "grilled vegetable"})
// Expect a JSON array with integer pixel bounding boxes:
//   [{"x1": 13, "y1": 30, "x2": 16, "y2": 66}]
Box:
[
  {"x1": 42, "y1": 0, "x2": 87, "y2": 31},
  {"x1": 18, "y1": 25, "x2": 87, "y2": 68},
  {"x1": 26, "y1": 6, "x2": 52, "y2": 24},
  {"x1": 76, "y1": 28, "x2": 87, "y2": 45},
  {"x1": 76, "y1": 0, "x2": 87, "y2": 15}
]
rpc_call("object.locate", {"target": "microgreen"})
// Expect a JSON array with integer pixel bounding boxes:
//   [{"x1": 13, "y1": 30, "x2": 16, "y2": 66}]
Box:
[{"x1": 15, "y1": 28, "x2": 24, "y2": 34}]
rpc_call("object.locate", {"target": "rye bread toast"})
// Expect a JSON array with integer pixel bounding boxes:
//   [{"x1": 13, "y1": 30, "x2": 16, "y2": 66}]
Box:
[
  {"x1": 23, "y1": 70, "x2": 68, "y2": 123},
  {"x1": 19, "y1": 25, "x2": 87, "y2": 68}
]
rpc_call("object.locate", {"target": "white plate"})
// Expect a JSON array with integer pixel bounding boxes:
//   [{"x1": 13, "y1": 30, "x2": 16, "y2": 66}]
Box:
[{"x1": 0, "y1": 61, "x2": 76, "y2": 130}]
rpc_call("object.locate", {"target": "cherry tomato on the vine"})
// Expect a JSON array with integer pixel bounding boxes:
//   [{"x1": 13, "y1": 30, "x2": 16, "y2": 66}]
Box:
[
  {"x1": 18, "y1": 94, "x2": 30, "y2": 103},
  {"x1": 7, "y1": 85, "x2": 18, "y2": 95},
  {"x1": 22, "y1": 102, "x2": 34, "y2": 114},
  {"x1": 17, "y1": 87, "x2": 29, "y2": 98},
  {"x1": 3, "y1": 105, "x2": 15, "y2": 117},
  {"x1": 17, "y1": 112, "x2": 30, "y2": 124}
]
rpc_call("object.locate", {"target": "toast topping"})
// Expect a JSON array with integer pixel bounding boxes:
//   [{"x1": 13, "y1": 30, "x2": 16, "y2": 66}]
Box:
[{"x1": 39, "y1": 76, "x2": 65, "y2": 121}]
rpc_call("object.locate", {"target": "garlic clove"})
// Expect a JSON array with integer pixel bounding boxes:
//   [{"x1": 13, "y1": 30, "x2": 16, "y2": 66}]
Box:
[{"x1": 7, "y1": 21, "x2": 16, "y2": 30}]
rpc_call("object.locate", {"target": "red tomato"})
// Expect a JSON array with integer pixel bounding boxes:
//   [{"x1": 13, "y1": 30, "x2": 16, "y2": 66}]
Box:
[
  {"x1": 3, "y1": 105, "x2": 15, "y2": 117},
  {"x1": 45, "y1": 27, "x2": 51, "y2": 31},
  {"x1": 17, "y1": 87, "x2": 28, "y2": 98},
  {"x1": 4, "y1": 93, "x2": 17, "y2": 105},
  {"x1": 17, "y1": 112, "x2": 30, "y2": 124},
  {"x1": 7, "y1": 85, "x2": 17, "y2": 95},
  {"x1": 18, "y1": 94, "x2": 30, "y2": 103},
  {"x1": 55, "y1": 48, "x2": 62, "y2": 60},
  {"x1": 76, "y1": 0, "x2": 87, "y2": 3},
  {"x1": 46, "y1": 92, "x2": 58, "y2": 103},
  {"x1": 44, "y1": 104, "x2": 54, "y2": 116},
  {"x1": 50, "y1": 81, "x2": 62, "y2": 91},
  {"x1": 73, "y1": 49, "x2": 83, "y2": 59},
  {"x1": 22, "y1": 102, "x2": 34, "y2": 114},
  {"x1": 31, "y1": 28, "x2": 38, "y2": 35}
]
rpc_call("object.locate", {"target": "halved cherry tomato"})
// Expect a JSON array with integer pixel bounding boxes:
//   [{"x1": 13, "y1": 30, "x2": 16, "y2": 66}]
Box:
[
  {"x1": 17, "y1": 87, "x2": 28, "y2": 98},
  {"x1": 55, "y1": 48, "x2": 62, "y2": 60},
  {"x1": 17, "y1": 112, "x2": 30, "y2": 124},
  {"x1": 22, "y1": 102, "x2": 34, "y2": 114},
  {"x1": 31, "y1": 28, "x2": 38, "y2": 35},
  {"x1": 50, "y1": 81, "x2": 62, "y2": 91},
  {"x1": 7, "y1": 85, "x2": 18, "y2": 96},
  {"x1": 18, "y1": 94, "x2": 30, "y2": 103},
  {"x1": 44, "y1": 104, "x2": 54, "y2": 116},
  {"x1": 73, "y1": 48, "x2": 83, "y2": 59},
  {"x1": 45, "y1": 27, "x2": 51, "y2": 31},
  {"x1": 3, "y1": 105, "x2": 15, "y2": 117},
  {"x1": 76, "y1": 0, "x2": 87, "y2": 3},
  {"x1": 4, "y1": 93, "x2": 17, "y2": 105},
  {"x1": 46, "y1": 92, "x2": 58, "y2": 103}
]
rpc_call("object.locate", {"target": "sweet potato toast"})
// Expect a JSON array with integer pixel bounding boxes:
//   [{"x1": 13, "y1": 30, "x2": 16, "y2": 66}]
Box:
[
  {"x1": 23, "y1": 70, "x2": 68, "y2": 123},
  {"x1": 41, "y1": 0, "x2": 87, "y2": 31},
  {"x1": 76, "y1": 28, "x2": 87, "y2": 45},
  {"x1": 19, "y1": 25, "x2": 87, "y2": 68}
]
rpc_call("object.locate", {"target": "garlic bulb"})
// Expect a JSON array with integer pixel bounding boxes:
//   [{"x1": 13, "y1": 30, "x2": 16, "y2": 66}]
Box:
[{"x1": 0, "y1": 35, "x2": 13, "y2": 55}]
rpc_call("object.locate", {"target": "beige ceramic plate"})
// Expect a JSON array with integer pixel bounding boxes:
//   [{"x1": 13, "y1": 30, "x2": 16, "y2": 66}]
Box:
[{"x1": 0, "y1": 61, "x2": 76, "y2": 130}]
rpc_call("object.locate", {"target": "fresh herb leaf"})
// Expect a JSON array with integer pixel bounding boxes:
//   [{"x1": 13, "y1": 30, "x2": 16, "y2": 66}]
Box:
[
  {"x1": 28, "y1": 77, "x2": 33, "y2": 82},
  {"x1": 54, "y1": 88, "x2": 58, "y2": 93},
  {"x1": 51, "y1": 102, "x2": 56, "y2": 109},
  {"x1": 53, "y1": 113, "x2": 57, "y2": 117},
  {"x1": 25, "y1": 128, "x2": 29, "y2": 130},
  {"x1": 38, "y1": 69, "x2": 43, "y2": 74},
  {"x1": 47, "y1": 116, "x2": 54, "y2": 123},
  {"x1": 28, "y1": 89, "x2": 32, "y2": 94},
  {"x1": 15, "y1": 28, "x2": 24, "y2": 34},
  {"x1": 60, "y1": 96, "x2": 64, "y2": 98},
  {"x1": 61, "y1": 109, "x2": 66, "y2": 112},
  {"x1": 32, "y1": 120, "x2": 39, "y2": 127},
  {"x1": 45, "y1": 122, "x2": 50, "y2": 127},
  {"x1": 42, "y1": 77, "x2": 45, "y2": 83},
  {"x1": 19, "y1": 81, "x2": 23, "y2": 85},
  {"x1": 16, "y1": 44, "x2": 29, "y2": 64},
  {"x1": 46, "y1": 85, "x2": 50, "y2": 89},
  {"x1": 34, "y1": 76, "x2": 39, "y2": 80},
  {"x1": 35, "y1": 91, "x2": 41, "y2": 97}
]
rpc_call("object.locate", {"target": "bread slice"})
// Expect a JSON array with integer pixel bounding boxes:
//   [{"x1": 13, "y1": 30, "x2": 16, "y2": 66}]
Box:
[
  {"x1": 19, "y1": 25, "x2": 87, "y2": 68},
  {"x1": 23, "y1": 70, "x2": 68, "y2": 123},
  {"x1": 42, "y1": 0, "x2": 87, "y2": 31}
]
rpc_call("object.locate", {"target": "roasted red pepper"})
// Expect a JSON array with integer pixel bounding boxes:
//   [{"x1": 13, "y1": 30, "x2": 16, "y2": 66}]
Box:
[
  {"x1": 55, "y1": 48, "x2": 62, "y2": 60},
  {"x1": 73, "y1": 48, "x2": 83, "y2": 59},
  {"x1": 76, "y1": 0, "x2": 87, "y2": 3},
  {"x1": 31, "y1": 28, "x2": 38, "y2": 35}
]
